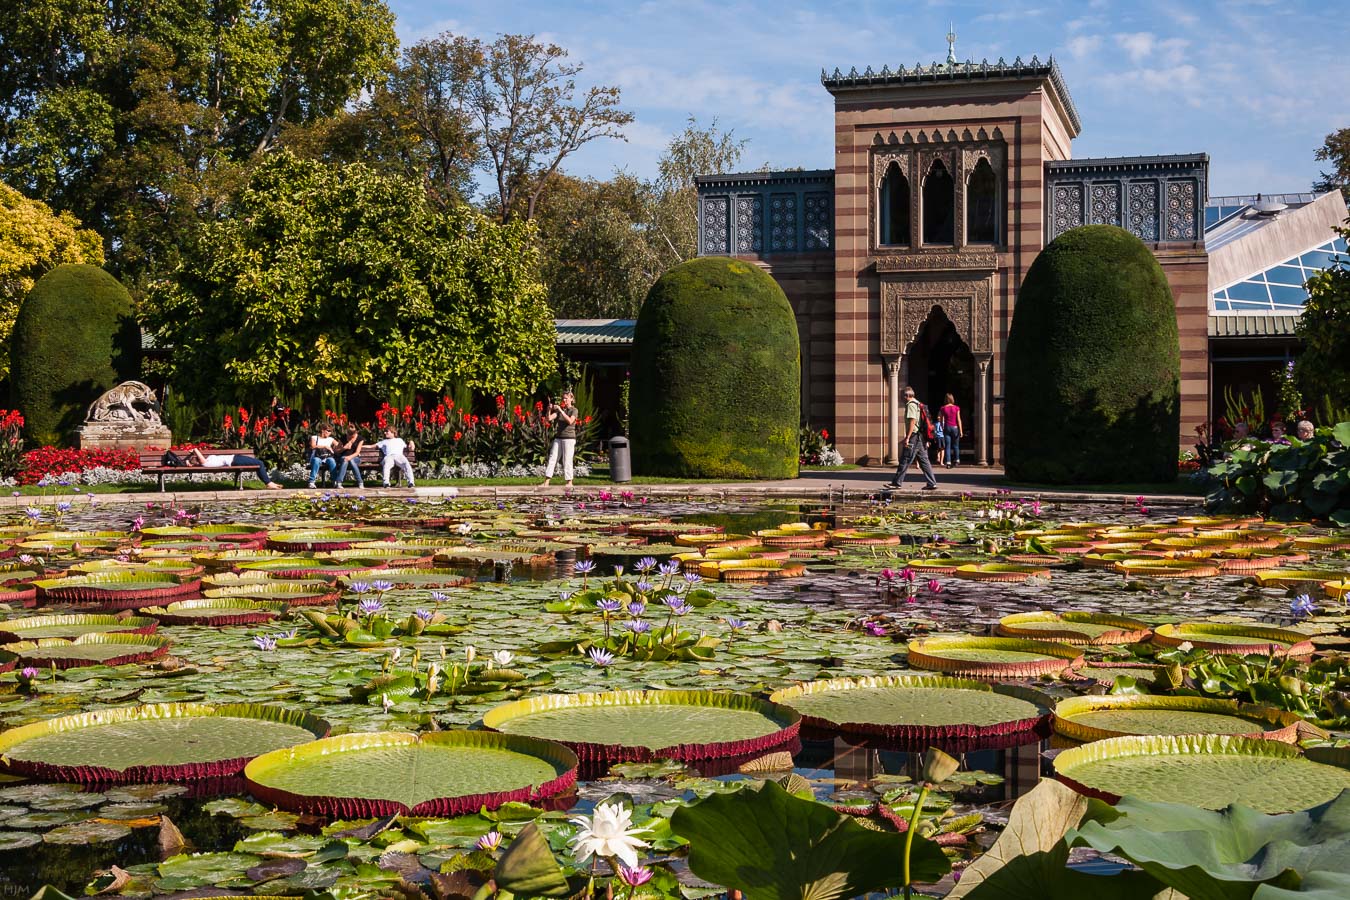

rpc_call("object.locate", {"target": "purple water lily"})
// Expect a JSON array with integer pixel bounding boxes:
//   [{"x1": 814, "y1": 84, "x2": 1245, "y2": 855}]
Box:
[
  {"x1": 635, "y1": 581, "x2": 654, "y2": 594},
  {"x1": 683, "y1": 571, "x2": 702, "y2": 585},
  {"x1": 627, "y1": 600, "x2": 646, "y2": 617},
  {"x1": 658, "y1": 560, "x2": 681, "y2": 578},
  {"x1": 19, "y1": 667, "x2": 38, "y2": 679},
  {"x1": 348, "y1": 581, "x2": 372, "y2": 594},
  {"x1": 370, "y1": 579, "x2": 394, "y2": 592},
  {"x1": 357, "y1": 598, "x2": 385, "y2": 616},
  {"x1": 429, "y1": 591, "x2": 448, "y2": 603},
  {"x1": 587, "y1": 646, "x2": 616, "y2": 667},
  {"x1": 574, "y1": 560, "x2": 596, "y2": 574},
  {"x1": 725, "y1": 618, "x2": 749, "y2": 631},
  {"x1": 475, "y1": 831, "x2": 503, "y2": 852},
  {"x1": 619, "y1": 866, "x2": 654, "y2": 887},
  {"x1": 23, "y1": 507, "x2": 41, "y2": 522},
  {"x1": 613, "y1": 564, "x2": 625, "y2": 577},
  {"x1": 625, "y1": 619, "x2": 651, "y2": 634},
  {"x1": 596, "y1": 598, "x2": 623, "y2": 613},
  {"x1": 414, "y1": 609, "x2": 435, "y2": 622},
  {"x1": 667, "y1": 601, "x2": 692, "y2": 616},
  {"x1": 253, "y1": 634, "x2": 277, "y2": 651},
  {"x1": 635, "y1": 556, "x2": 657, "y2": 573},
  {"x1": 55, "y1": 501, "x2": 72, "y2": 514},
  {"x1": 1291, "y1": 594, "x2": 1317, "y2": 618}
]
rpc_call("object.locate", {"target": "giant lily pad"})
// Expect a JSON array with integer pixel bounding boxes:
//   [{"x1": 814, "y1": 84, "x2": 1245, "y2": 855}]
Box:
[
  {"x1": 344, "y1": 568, "x2": 473, "y2": 589},
  {"x1": 243, "y1": 731, "x2": 577, "y2": 817},
  {"x1": 1053, "y1": 695, "x2": 1301, "y2": 743},
  {"x1": 33, "y1": 571, "x2": 202, "y2": 606},
  {"x1": 1112, "y1": 558, "x2": 1221, "y2": 578},
  {"x1": 0, "y1": 614, "x2": 157, "y2": 643},
  {"x1": 2, "y1": 632, "x2": 172, "y2": 668},
  {"x1": 141, "y1": 598, "x2": 277, "y2": 627},
  {"x1": 768, "y1": 676, "x2": 1051, "y2": 746},
  {"x1": 0, "y1": 702, "x2": 328, "y2": 782},
  {"x1": 1054, "y1": 734, "x2": 1350, "y2": 812},
  {"x1": 1152, "y1": 622, "x2": 1314, "y2": 657},
  {"x1": 953, "y1": 563, "x2": 1051, "y2": 582},
  {"x1": 482, "y1": 690, "x2": 799, "y2": 769},
  {"x1": 202, "y1": 580, "x2": 341, "y2": 606},
  {"x1": 237, "y1": 556, "x2": 379, "y2": 578},
  {"x1": 906, "y1": 635, "x2": 1084, "y2": 678},
  {"x1": 266, "y1": 528, "x2": 398, "y2": 552},
  {"x1": 996, "y1": 611, "x2": 1150, "y2": 646}
]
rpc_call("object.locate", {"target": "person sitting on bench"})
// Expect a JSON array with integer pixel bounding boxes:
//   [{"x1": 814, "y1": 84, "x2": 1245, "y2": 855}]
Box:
[
  {"x1": 186, "y1": 448, "x2": 283, "y2": 489},
  {"x1": 375, "y1": 428, "x2": 415, "y2": 488}
]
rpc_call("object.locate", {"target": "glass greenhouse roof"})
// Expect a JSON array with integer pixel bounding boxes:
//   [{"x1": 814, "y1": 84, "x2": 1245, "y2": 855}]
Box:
[{"x1": 1212, "y1": 235, "x2": 1348, "y2": 313}]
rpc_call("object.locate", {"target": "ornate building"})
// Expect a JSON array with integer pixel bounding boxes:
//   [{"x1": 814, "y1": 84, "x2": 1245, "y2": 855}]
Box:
[{"x1": 694, "y1": 53, "x2": 1347, "y2": 465}]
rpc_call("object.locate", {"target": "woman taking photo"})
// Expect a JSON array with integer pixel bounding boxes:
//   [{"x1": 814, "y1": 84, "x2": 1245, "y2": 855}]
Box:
[{"x1": 540, "y1": 391, "x2": 578, "y2": 488}]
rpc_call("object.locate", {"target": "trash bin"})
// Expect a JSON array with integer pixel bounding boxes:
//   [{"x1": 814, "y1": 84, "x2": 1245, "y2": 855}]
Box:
[{"x1": 608, "y1": 436, "x2": 632, "y2": 483}]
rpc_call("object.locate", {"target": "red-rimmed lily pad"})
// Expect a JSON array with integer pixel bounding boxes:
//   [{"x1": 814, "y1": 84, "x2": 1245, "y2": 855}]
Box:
[
  {"x1": 2, "y1": 633, "x2": 171, "y2": 669},
  {"x1": 236, "y1": 556, "x2": 383, "y2": 578},
  {"x1": 1053, "y1": 734, "x2": 1350, "y2": 812},
  {"x1": 1152, "y1": 622, "x2": 1314, "y2": 657},
  {"x1": 996, "y1": 611, "x2": 1151, "y2": 646},
  {"x1": 202, "y1": 581, "x2": 342, "y2": 606},
  {"x1": 827, "y1": 529, "x2": 901, "y2": 547},
  {"x1": 1112, "y1": 558, "x2": 1221, "y2": 578},
  {"x1": 767, "y1": 676, "x2": 1051, "y2": 747},
  {"x1": 906, "y1": 635, "x2": 1084, "y2": 678},
  {"x1": 266, "y1": 528, "x2": 398, "y2": 552},
  {"x1": 243, "y1": 730, "x2": 577, "y2": 817},
  {"x1": 1253, "y1": 568, "x2": 1347, "y2": 589},
  {"x1": 0, "y1": 614, "x2": 157, "y2": 643},
  {"x1": 340, "y1": 568, "x2": 473, "y2": 590},
  {"x1": 0, "y1": 703, "x2": 328, "y2": 783},
  {"x1": 902, "y1": 558, "x2": 983, "y2": 574},
  {"x1": 141, "y1": 598, "x2": 277, "y2": 627},
  {"x1": 483, "y1": 690, "x2": 799, "y2": 772},
  {"x1": 953, "y1": 563, "x2": 1051, "y2": 582},
  {"x1": 33, "y1": 571, "x2": 202, "y2": 606},
  {"x1": 1052, "y1": 695, "x2": 1302, "y2": 743},
  {"x1": 699, "y1": 558, "x2": 807, "y2": 582}
]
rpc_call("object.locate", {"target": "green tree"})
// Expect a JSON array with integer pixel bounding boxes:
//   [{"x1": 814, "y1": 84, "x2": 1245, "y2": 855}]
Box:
[
  {"x1": 1005, "y1": 225, "x2": 1180, "y2": 484},
  {"x1": 645, "y1": 116, "x2": 748, "y2": 267},
  {"x1": 1313, "y1": 127, "x2": 1350, "y2": 201},
  {"x1": 1295, "y1": 227, "x2": 1350, "y2": 410},
  {"x1": 144, "y1": 151, "x2": 556, "y2": 403},
  {"x1": 0, "y1": 0, "x2": 399, "y2": 282},
  {"x1": 10, "y1": 263, "x2": 140, "y2": 445},
  {"x1": 0, "y1": 183, "x2": 104, "y2": 380}
]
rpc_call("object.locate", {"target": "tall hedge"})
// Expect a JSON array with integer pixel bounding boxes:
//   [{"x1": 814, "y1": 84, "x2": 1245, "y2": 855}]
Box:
[
  {"x1": 630, "y1": 257, "x2": 799, "y2": 478},
  {"x1": 1005, "y1": 225, "x2": 1180, "y2": 484},
  {"x1": 10, "y1": 264, "x2": 140, "y2": 446}
]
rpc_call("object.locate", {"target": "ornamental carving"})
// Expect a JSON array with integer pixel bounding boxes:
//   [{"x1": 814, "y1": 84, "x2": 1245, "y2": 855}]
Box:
[
  {"x1": 702, "y1": 196, "x2": 729, "y2": 254},
  {"x1": 1051, "y1": 184, "x2": 1084, "y2": 237},
  {"x1": 880, "y1": 277, "x2": 993, "y2": 356},
  {"x1": 869, "y1": 140, "x2": 1006, "y2": 251},
  {"x1": 875, "y1": 252, "x2": 997, "y2": 272},
  {"x1": 1128, "y1": 181, "x2": 1159, "y2": 241},
  {"x1": 1089, "y1": 183, "x2": 1121, "y2": 227},
  {"x1": 804, "y1": 192, "x2": 832, "y2": 250},
  {"x1": 1165, "y1": 179, "x2": 1197, "y2": 241},
  {"x1": 734, "y1": 195, "x2": 763, "y2": 253},
  {"x1": 769, "y1": 193, "x2": 798, "y2": 252}
]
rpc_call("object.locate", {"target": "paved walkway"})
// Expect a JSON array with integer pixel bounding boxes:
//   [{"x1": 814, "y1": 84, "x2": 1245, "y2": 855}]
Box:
[{"x1": 0, "y1": 464, "x2": 1204, "y2": 509}]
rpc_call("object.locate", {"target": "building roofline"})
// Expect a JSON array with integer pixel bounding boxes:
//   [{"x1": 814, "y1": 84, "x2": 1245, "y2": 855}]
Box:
[
  {"x1": 1047, "y1": 153, "x2": 1209, "y2": 172},
  {"x1": 695, "y1": 169, "x2": 835, "y2": 189},
  {"x1": 820, "y1": 56, "x2": 1081, "y2": 136}
]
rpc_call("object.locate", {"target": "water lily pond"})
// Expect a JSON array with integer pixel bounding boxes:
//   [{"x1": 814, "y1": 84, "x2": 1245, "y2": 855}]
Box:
[{"x1": 0, "y1": 491, "x2": 1347, "y2": 897}]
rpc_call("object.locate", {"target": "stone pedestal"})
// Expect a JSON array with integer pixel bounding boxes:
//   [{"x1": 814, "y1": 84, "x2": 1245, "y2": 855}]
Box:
[{"x1": 77, "y1": 422, "x2": 173, "y2": 452}]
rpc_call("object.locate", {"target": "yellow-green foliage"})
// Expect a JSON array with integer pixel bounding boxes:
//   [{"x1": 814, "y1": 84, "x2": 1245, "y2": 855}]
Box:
[
  {"x1": 0, "y1": 184, "x2": 104, "y2": 381},
  {"x1": 10, "y1": 264, "x2": 139, "y2": 445},
  {"x1": 630, "y1": 257, "x2": 800, "y2": 479},
  {"x1": 1005, "y1": 225, "x2": 1180, "y2": 484}
]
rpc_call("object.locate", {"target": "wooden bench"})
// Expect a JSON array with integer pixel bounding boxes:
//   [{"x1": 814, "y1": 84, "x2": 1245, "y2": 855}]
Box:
[
  {"x1": 320, "y1": 445, "x2": 418, "y2": 487},
  {"x1": 139, "y1": 448, "x2": 261, "y2": 492}
]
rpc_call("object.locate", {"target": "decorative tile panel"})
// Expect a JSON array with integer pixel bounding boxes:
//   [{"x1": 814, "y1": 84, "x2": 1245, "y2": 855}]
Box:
[
  {"x1": 769, "y1": 193, "x2": 798, "y2": 252},
  {"x1": 734, "y1": 195, "x2": 763, "y2": 253},
  {"x1": 1051, "y1": 184, "x2": 1084, "y2": 238},
  {"x1": 1128, "y1": 182, "x2": 1159, "y2": 241},
  {"x1": 1089, "y1": 182, "x2": 1121, "y2": 226},
  {"x1": 701, "y1": 196, "x2": 729, "y2": 254},
  {"x1": 804, "y1": 192, "x2": 832, "y2": 250},
  {"x1": 1165, "y1": 180, "x2": 1198, "y2": 241}
]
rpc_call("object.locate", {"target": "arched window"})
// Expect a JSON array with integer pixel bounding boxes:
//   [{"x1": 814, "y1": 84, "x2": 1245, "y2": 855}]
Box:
[
  {"x1": 878, "y1": 162, "x2": 911, "y2": 245},
  {"x1": 923, "y1": 159, "x2": 955, "y2": 245},
  {"x1": 967, "y1": 157, "x2": 998, "y2": 244}
]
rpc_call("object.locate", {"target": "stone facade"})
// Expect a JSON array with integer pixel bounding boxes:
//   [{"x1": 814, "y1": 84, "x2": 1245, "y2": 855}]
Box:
[{"x1": 696, "y1": 56, "x2": 1213, "y2": 465}]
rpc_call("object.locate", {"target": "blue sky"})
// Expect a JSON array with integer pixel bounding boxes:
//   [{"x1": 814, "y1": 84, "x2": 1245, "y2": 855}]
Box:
[{"x1": 390, "y1": 0, "x2": 1348, "y2": 198}]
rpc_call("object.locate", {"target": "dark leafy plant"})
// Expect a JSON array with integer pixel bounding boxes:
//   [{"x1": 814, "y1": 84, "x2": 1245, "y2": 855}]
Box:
[{"x1": 1202, "y1": 422, "x2": 1350, "y2": 525}]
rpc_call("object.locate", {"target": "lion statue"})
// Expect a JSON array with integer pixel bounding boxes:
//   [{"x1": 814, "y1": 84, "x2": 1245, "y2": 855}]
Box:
[{"x1": 86, "y1": 381, "x2": 162, "y2": 424}]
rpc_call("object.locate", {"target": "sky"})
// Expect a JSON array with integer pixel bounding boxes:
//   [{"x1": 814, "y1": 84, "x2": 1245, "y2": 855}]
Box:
[{"x1": 389, "y1": 0, "x2": 1349, "y2": 198}]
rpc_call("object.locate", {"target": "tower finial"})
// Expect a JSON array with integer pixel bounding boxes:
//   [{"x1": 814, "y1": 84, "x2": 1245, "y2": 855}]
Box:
[{"x1": 946, "y1": 22, "x2": 957, "y2": 65}]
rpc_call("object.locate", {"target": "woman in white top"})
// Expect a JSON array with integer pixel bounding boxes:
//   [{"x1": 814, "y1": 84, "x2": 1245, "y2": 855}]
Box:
[
  {"x1": 307, "y1": 424, "x2": 338, "y2": 488},
  {"x1": 187, "y1": 448, "x2": 282, "y2": 488}
]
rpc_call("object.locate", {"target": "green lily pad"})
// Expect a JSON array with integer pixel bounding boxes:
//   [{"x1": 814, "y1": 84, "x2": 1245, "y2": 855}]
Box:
[
  {"x1": 43, "y1": 820, "x2": 133, "y2": 844},
  {"x1": 1053, "y1": 695, "x2": 1301, "y2": 742}
]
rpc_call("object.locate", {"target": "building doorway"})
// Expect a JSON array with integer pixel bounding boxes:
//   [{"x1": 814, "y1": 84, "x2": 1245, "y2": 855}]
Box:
[{"x1": 907, "y1": 306, "x2": 975, "y2": 458}]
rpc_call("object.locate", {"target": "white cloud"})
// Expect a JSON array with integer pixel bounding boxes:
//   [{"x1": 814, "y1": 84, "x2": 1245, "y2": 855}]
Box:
[
  {"x1": 1065, "y1": 35, "x2": 1102, "y2": 60},
  {"x1": 1115, "y1": 31, "x2": 1156, "y2": 62}
]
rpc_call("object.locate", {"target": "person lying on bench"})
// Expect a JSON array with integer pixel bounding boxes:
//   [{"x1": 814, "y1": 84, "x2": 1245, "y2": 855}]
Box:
[{"x1": 186, "y1": 448, "x2": 283, "y2": 489}]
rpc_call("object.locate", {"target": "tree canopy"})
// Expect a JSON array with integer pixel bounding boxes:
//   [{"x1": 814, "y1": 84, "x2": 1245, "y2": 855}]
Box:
[
  {"x1": 144, "y1": 151, "x2": 556, "y2": 404},
  {"x1": 0, "y1": 183, "x2": 104, "y2": 380},
  {"x1": 1295, "y1": 224, "x2": 1350, "y2": 412},
  {"x1": 1313, "y1": 127, "x2": 1350, "y2": 201}
]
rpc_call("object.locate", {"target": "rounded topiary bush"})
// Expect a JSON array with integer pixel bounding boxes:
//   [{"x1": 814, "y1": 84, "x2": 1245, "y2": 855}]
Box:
[
  {"x1": 10, "y1": 263, "x2": 140, "y2": 446},
  {"x1": 630, "y1": 257, "x2": 799, "y2": 478},
  {"x1": 1005, "y1": 225, "x2": 1179, "y2": 484}
]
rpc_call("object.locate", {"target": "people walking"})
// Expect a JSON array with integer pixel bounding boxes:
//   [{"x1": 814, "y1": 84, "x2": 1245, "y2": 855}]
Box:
[
  {"x1": 885, "y1": 385, "x2": 938, "y2": 491},
  {"x1": 939, "y1": 393, "x2": 962, "y2": 467},
  {"x1": 540, "y1": 390, "x2": 579, "y2": 488}
]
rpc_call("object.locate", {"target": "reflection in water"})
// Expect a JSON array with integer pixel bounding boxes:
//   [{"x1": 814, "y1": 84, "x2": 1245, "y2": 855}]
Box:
[{"x1": 795, "y1": 736, "x2": 1049, "y2": 804}]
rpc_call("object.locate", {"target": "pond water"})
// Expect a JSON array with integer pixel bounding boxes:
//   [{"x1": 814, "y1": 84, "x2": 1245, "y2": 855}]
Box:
[{"x1": 0, "y1": 492, "x2": 1344, "y2": 897}]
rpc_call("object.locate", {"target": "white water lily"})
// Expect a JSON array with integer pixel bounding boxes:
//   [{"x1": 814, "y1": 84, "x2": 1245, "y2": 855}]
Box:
[
  {"x1": 570, "y1": 801, "x2": 649, "y2": 869},
  {"x1": 389, "y1": 648, "x2": 402, "y2": 664},
  {"x1": 465, "y1": 645, "x2": 476, "y2": 663},
  {"x1": 426, "y1": 663, "x2": 440, "y2": 696},
  {"x1": 456, "y1": 522, "x2": 473, "y2": 535},
  {"x1": 381, "y1": 693, "x2": 393, "y2": 713},
  {"x1": 1177, "y1": 641, "x2": 1194, "y2": 652},
  {"x1": 491, "y1": 650, "x2": 514, "y2": 668}
]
